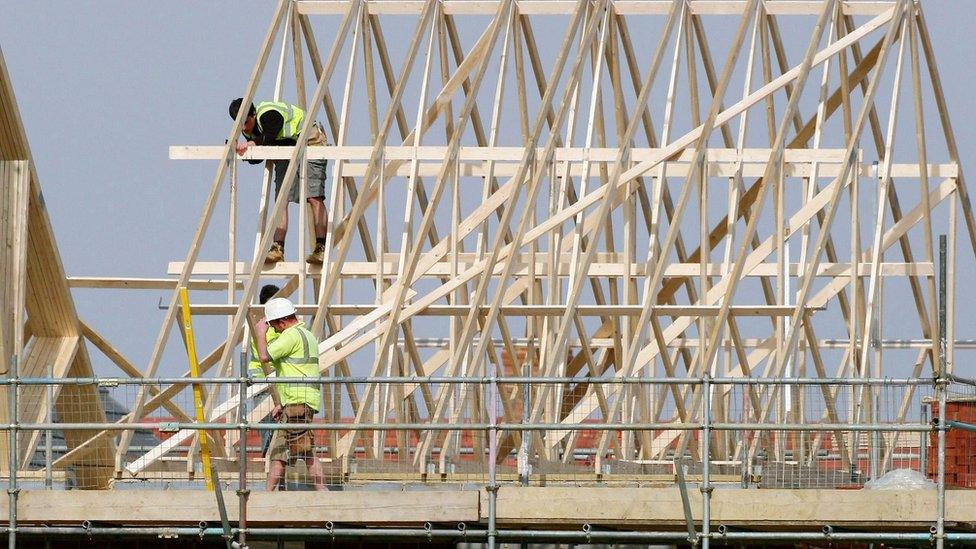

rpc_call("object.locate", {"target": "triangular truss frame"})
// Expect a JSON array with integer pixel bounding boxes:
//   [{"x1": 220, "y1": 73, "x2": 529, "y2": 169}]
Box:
[{"x1": 50, "y1": 0, "x2": 975, "y2": 481}]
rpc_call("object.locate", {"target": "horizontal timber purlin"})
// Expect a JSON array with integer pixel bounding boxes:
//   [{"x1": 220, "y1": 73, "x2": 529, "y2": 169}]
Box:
[
  {"x1": 296, "y1": 1, "x2": 896, "y2": 16},
  {"x1": 173, "y1": 145, "x2": 855, "y2": 161},
  {"x1": 173, "y1": 304, "x2": 825, "y2": 317},
  {"x1": 174, "y1": 161, "x2": 956, "y2": 179},
  {"x1": 66, "y1": 277, "x2": 243, "y2": 291},
  {"x1": 167, "y1": 259, "x2": 934, "y2": 278},
  {"x1": 171, "y1": 145, "x2": 959, "y2": 178}
]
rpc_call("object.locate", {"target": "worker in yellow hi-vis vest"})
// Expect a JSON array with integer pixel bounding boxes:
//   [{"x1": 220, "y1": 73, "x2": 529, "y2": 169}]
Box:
[
  {"x1": 248, "y1": 284, "x2": 282, "y2": 455},
  {"x1": 255, "y1": 297, "x2": 327, "y2": 491},
  {"x1": 229, "y1": 98, "x2": 329, "y2": 265}
]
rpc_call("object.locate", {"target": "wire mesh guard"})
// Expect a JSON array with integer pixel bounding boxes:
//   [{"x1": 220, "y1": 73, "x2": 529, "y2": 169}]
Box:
[{"x1": 0, "y1": 375, "x2": 951, "y2": 493}]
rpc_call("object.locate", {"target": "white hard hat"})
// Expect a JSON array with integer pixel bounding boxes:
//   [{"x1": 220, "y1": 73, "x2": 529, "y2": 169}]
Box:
[{"x1": 265, "y1": 297, "x2": 297, "y2": 321}]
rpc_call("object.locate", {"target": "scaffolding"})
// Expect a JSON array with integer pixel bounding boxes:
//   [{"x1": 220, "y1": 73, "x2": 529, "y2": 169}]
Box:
[{"x1": 3, "y1": 0, "x2": 976, "y2": 547}]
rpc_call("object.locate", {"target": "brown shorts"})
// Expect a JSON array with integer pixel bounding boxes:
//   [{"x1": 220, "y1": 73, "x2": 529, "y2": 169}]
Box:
[{"x1": 268, "y1": 404, "x2": 316, "y2": 464}]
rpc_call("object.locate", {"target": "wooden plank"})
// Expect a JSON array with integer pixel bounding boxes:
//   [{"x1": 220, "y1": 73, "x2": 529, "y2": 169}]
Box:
[
  {"x1": 488, "y1": 487, "x2": 975, "y2": 526},
  {"x1": 0, "y1": 162, "x2": 11, "y2": 376},
  {"x1": 298, "y1": 1, "x2": 895, "y2": 17},
  {"x1": 907, "y1": 4, "x2": 939, "y2": 376},
  {"x1": 0, "y1": 490, "x2": 479, "y2": 524},
  {"x1": 8, "y1": 161, "x2": 29, "y2": 365},
  {"x1": 67, "y1": 277, "x2": 243, "y2": 290},
  {"x1": 7, "y1": 487, "x2": 976, "y2": 528}
]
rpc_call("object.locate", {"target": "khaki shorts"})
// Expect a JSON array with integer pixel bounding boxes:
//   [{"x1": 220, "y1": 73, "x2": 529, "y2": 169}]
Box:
[
  {"x1": 271, "y1": 124, "x2": 329, "y2": 203},
  {"x1": 272, "y1": 159, "x2": 327, "y2": 204},
  {"x1": 269, "y1": 403, "x2": 316, "y2": 464}
]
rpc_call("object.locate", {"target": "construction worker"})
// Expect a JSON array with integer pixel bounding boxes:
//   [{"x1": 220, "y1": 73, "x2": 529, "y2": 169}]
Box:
[
  {"x1": 254, "y1": 297, "x2": 327, "y2": 491},
  {"x1": 248, "y1": 283, "x2": 282, "y2": 454},
  {"x1": 229, "y1": 98, "x2": 329, "y2": 265}
]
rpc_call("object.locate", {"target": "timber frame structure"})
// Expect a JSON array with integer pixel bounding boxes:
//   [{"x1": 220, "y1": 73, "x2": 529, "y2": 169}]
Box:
[
  {"x1": 0, "y1": 47, "x2": 113, "y2": 490},
  {"x1": 153, "y1": 0, "x2": 972, "y2": 478},
  {"x1": 5, "y1": 0, "x2": 976, "y2": 546}
]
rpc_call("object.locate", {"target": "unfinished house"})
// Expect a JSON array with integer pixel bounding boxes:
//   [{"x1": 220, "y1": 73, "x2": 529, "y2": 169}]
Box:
[{"x1": 2, "y1": 0, "x2": 976, "y2": 547}]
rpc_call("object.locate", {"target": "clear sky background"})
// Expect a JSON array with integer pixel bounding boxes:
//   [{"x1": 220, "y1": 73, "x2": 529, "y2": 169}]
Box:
[{"x1": 2, "y1": 1, "x2": 975, "y2": 380}]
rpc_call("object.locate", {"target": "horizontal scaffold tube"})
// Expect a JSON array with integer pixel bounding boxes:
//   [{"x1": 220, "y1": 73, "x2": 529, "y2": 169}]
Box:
[
  {"x1": 4, "y1": 526, "x2": 976, "y2": 543},
  {"x1": 0, "y1": 422, "x2": 932, "y2": 432},
  {"x1": 0, "y1": 376, "x2": 938, "y2": 386}
]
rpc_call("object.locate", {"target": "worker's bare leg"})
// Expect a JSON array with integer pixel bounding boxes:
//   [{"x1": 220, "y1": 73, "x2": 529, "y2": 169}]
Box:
[
  {"x1": 306, "y1": 456, "x2": 327, "y2": 491},
  {"x1": 303, "y1": 197, "x2": 328, "y2": 264},
  {"x1": 307, "y1": 196, "x2": 327, "y2": 239},
  {"x1": 273, "y1": 204, "x2": 289, "y2": 244},
  {"x1": 266, "y1": 460, "x2": 286, "y2": 491}
]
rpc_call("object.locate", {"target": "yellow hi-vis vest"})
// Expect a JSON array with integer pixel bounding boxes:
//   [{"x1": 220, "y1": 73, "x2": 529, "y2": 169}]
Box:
[
  {"x1": 266, "y1": 322, "x2": 321, "y2": 411},
  {"x1": 251, "y1": 101, "x2": 305, "y2": 141}
]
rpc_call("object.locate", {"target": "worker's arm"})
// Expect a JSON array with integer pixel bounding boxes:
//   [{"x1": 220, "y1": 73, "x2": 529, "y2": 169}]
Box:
[
  {"x1": 254, "y1": 319, "x2": 283, "y2": 413},
  {"x1": 235, "y1": 111, "x2": 285, "y2": 164},
  {"x1": 255, "y1": 319, "x2": 272, "y2": 363},
  {"x1": 252, "y1": 319, "x2": 275, "y2": 376}
]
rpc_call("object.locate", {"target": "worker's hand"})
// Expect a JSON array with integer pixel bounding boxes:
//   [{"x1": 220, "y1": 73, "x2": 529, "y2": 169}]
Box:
[
  {"x1": 255, "y1": 318, "x2": 269, "y2": 335},
  {"x1": 271, "y1": 405, "x2": 283, "y2": 421},
  {"x1": 235, "y1": 140, "x2": 255, "y2": 156}
]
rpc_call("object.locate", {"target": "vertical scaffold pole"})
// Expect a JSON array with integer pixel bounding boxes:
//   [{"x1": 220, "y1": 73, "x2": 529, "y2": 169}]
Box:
[
  {"x1": 487, "y1": 365, "x2": 499, "y2": 549},
  {"x1": 8, "y1": 355, "x2": 18, "y2": 549},
  {"x1": 518, "y1": 363, "x2": 529, "y2": 487},
  {"x1": 701, "y1": 374, "x2": 712, "y2": 549},
  {"x1": 519, "y1": 363, "x2": 529, "y2": 549},
  {"x1": 238, "y1": 350, "x2": 250, "y2": 549},
  {"x1": 936, "y1": 234, "x2": 947, "y2": 549},
  {"x1": 44, "y1": 362, "x2": 51, "y2": 549},
  {"x1": 44, "y1": 362, "x2": 52, "y2": 490}
]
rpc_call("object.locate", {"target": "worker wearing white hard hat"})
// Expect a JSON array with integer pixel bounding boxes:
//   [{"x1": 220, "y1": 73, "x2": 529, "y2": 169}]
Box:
[
  {"x1": 263, "y1": 297, "x2": 297, "y2": 321},
  {"x1": 247, "y1": 284, "x2": 284, "y2": 455},
  {"x1": 254, "y1": 296, "x2": 327, "y2": 491}
]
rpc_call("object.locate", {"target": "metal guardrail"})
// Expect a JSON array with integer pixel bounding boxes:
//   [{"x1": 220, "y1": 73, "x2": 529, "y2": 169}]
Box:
[{"x1": 0, "y1": 369, "x2": 967, "y2": 546}]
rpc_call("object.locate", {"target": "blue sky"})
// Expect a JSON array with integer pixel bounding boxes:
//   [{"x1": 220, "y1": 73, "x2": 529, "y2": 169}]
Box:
[{"x1": 2, "y1": 1, "x2": 975, "y2": 380}]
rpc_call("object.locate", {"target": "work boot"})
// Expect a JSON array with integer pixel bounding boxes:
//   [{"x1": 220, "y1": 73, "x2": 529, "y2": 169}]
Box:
[
  {"x1": 305, "y1": 242, "x2": 326, "y2": 265},
  {"x1": 265, "y1": 242, "x2": 284, "y2": 264}
]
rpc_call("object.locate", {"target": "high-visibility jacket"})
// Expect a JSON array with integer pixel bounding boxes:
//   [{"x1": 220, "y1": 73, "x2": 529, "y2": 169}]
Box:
[
  {"x1": 247, "y1": 101, "x2": 305, "y2": 141},
  {"x1": 265, "y1": 321, "x2": 321, "y2": 411}
]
